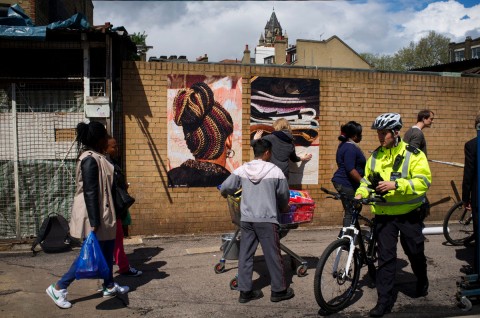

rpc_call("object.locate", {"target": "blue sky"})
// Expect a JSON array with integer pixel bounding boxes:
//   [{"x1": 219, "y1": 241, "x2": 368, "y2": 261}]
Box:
[{"x1": 92, "y1": 1, "x2": 480, "y2": 62}]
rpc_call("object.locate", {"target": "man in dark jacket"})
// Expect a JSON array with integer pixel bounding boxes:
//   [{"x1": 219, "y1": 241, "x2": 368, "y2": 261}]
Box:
[
  {"x1": 220, "y1": 139, "x2": 294, "y2": 304},
  {"x1": 403, "y1": 110, "x2": 434, "y2": 157},
  {"x1": 462, "y1": 114, "x2": 480, "y2": 272}
]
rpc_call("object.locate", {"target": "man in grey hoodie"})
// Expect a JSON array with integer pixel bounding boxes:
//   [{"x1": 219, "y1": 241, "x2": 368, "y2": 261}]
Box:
[{"x1": 220, "y1": 139, "x2": 294, "y2": 304}]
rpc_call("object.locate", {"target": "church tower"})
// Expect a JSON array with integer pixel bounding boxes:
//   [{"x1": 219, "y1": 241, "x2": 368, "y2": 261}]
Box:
[
  {"x1": 256, "y1": 9, "x2": 288, "y2": 64},
  {"x1": 258, "y1": 9, "x2": 287, "y2": 46}
]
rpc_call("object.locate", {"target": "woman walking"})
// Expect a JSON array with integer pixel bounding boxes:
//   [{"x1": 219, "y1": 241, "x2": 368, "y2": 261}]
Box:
[{"x1": 46, "y1": 121, "x2": 129, "y2": 309}]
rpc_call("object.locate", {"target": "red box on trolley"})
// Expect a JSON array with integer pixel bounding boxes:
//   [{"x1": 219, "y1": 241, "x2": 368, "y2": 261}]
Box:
[
  {"x1": 227, "y1": 189, "x2": 315, "y2": 226},
  {"x1": 279, "y1": 190, "x2": 315, "y2": 225}
]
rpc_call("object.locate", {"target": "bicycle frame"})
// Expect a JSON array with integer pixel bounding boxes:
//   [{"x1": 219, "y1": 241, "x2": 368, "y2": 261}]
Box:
[
  {"x1": 334, "y1": 216, "x2": 374, "y2": 280},
  {"x1": 325, "y1": 187, "x2": 378, "y2": 279}
]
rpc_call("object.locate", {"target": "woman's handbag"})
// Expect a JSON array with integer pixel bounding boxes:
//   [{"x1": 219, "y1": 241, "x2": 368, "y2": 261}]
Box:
[
  {"x1": 115, "y1": 186, "x2": 135, "y2": 219},
  {"x1": 75, "y1": 232, "x2": 110, "y2": 280}
]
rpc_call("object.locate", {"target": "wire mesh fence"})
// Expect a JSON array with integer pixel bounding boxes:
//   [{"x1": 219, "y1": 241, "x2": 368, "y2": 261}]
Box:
[{"x1": 0, "y1": 81, "x2": 86, "y2": 239}]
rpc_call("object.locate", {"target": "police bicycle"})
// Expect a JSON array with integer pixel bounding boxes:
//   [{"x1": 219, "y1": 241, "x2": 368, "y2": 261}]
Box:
[
  {"x1": 443, "y1": 180, "x2": 474, "y2": 246},
  {"x1": 314, "y1": 187, "x2": 385, "y2": 314}
]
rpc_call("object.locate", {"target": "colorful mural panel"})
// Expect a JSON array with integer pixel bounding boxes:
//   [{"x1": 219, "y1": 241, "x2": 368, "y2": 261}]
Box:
[
  {"x1": 167, "y1": 75, "x2": 242, "y2": 187},
  {"x1": 250, "y1": 77, "x2": 320, "y2": 184}
]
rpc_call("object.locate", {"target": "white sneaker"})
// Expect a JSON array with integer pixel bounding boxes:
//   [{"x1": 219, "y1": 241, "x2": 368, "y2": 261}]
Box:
[
  {"x1": 102, "y1": 282, "x2": 129, "y2": 297},
  {"x1": 46, "y1": 284, "x2": 72, "y2": 309}
]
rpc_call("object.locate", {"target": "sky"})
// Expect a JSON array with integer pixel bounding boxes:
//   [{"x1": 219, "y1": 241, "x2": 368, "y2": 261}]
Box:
[{"x1": 92, "y1": 0, "x2": 480, "y2": 62}]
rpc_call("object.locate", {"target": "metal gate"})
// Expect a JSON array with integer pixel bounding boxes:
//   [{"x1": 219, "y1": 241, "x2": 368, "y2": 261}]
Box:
[{"x1": 0, "y1": 82, "x2": 85, "y2": 239}]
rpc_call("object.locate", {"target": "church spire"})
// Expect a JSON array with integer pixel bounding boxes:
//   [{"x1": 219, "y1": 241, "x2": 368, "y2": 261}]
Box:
[{"x1": 264, "y1": 9, "x2": 283, "y2": 45}]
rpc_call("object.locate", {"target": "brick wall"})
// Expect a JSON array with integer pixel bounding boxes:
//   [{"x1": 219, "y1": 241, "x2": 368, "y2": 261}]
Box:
[
  {"x1": 14, "y1": 0, "x2": 93, "y2": 25},
  {"x1": 122, "y1": 61, "x2": 480, "y2": 236}
]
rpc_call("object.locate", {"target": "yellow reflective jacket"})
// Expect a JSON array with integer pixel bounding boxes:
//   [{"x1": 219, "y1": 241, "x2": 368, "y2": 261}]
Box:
[{"x1": 355, "y1": 139, "x2": 431, "y2": 215}]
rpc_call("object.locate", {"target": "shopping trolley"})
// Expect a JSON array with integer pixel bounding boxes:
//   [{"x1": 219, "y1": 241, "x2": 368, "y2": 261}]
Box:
[{"x1": 213, "y1": 189, "x2": 315, "y2": 289}]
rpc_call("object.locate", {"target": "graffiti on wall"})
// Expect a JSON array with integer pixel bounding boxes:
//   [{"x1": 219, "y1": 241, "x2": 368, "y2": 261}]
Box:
[
  {"x1": 167, "y1": 75, "x2": 242, "y2": 187},
  {"x1": 250, "y1": 76, "x2": 320, "y2": 184}
]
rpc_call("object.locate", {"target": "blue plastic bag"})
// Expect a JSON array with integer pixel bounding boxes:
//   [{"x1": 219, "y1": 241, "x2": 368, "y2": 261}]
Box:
[{"x1": 74, "y1": 232, "x2": 110, "y2": 280}]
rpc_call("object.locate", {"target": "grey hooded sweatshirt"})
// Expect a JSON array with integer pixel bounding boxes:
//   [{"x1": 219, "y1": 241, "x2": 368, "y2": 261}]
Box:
[{"x1": 220, "y1": 159, "x2": 290, "y2": 224}]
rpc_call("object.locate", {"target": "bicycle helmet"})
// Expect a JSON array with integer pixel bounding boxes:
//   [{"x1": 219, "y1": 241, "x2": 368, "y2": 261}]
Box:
[{"x1": 371, "y1": 113, "x2": 403, "y2": 130}]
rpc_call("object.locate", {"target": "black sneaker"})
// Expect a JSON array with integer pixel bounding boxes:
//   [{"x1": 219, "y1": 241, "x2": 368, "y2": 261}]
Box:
[
  {"x1": 121, "y1": 266, "x2": 143, "y2": 277},
  {"x1": 238, "y1": 290, "x2": 263, "y2": 303},
  {"x1": 416, "y1": 279, "x2": 429, "y2": 297},
  {"x1": 369, "y1": 303, "x2": 392, "y2": 317},
  {"x1": 270, "y1": 287, "x2": 295, "y2": 302}
]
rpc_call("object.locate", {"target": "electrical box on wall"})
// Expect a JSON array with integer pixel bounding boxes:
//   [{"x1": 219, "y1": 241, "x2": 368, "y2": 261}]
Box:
[{"x1": 85, "y1": 96, "x2": 110, "y2": 118}]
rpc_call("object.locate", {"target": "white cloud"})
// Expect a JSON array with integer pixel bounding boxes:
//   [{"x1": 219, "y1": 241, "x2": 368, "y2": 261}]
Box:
[{"x1": 92, "y1": 1, "x2": 480, "y2": 62}]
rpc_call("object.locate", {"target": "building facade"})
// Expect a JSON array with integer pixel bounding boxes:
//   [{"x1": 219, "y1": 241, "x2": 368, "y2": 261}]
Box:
[
  {"x1": 254, "y1": 10, "x2": 370, "y2": 69},
  {"x1": 449, "y1": 36, "x2": 480, "y2": 62}
]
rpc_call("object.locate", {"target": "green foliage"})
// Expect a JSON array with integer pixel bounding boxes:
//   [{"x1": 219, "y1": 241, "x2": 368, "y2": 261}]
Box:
[
  {"x1": 131, "y1": 31, "x2": 148, "y2": 46},
  {"x1": 129, "y1": 31, "x2": 148, "y2": 61},
  {"x1": 361, "y1": 31, "x2": 450, "y2": 71}
]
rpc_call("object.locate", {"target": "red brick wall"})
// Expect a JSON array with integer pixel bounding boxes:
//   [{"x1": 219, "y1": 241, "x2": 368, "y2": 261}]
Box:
[{"x1": 122, "y1": 62, "x2": 480, "y2": 236}]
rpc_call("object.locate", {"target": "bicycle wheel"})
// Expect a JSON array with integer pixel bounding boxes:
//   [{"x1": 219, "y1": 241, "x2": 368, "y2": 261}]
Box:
[
  {"x1": 314, "y1": 238, "x2": 361, "y2": 313},
  {"x1": 443, "y1": 201, "x2": 474, "y2": 246}
]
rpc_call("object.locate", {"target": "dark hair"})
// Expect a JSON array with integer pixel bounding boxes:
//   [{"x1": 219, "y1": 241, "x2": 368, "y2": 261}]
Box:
[
  {"x1": 253, "y1": 139, "x2": 272, "y2": 157},
  {"x1": 173, "y1": 82, "x2": 234, "y2": 160},
  {"x1": 76, "y1": 121, "x2": 108, "y2": 152},
  {"x1": 338, "y1": 121, "x2": 362, "y2": 142},
  {"x1": 417, "y1": 110, "x2": 434, "y2": 122}
]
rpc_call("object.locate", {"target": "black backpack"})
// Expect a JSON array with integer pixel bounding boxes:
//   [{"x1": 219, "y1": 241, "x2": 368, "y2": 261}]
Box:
[{"x1": 31, "y1": 213, "x2": 72, "y2": 255}]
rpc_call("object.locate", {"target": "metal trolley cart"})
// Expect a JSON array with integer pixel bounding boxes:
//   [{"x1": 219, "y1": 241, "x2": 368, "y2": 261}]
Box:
[{"x1": 214, "y1": 189, "x2": 315, "y2": 289}]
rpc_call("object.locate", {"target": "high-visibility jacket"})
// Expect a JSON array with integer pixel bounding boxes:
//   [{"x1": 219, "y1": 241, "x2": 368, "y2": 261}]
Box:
[{"x1": 355, "y1": 139, "x2": 431, "y2": 215}]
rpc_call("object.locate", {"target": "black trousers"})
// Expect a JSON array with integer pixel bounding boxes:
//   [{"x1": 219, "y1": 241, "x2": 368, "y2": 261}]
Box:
[
  {"x1": 332, "y1": 182, "x2": 356, "y2": 227},
  {"x1": 375, "y1": 210, "x2": 427, "y2": 306}
]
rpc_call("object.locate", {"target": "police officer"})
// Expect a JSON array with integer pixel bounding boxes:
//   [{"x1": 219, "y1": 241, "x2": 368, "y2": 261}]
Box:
[{"x1": 355, "y1": 113, "x2": 432, "y2": 317}]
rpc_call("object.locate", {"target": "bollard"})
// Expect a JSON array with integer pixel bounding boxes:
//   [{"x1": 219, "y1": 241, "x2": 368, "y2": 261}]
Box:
[{"x1": 422, "y1": 226, "x2": 443, "y2": 235}]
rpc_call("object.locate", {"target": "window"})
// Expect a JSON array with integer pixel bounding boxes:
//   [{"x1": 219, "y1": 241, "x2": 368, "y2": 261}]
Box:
[
  {"x1": 264, "y1": 56, "x2": 275, "y2": 64},
  {"x1": 472, "y1": 46, "x2": 480, "y2": 59},
  {"x1": 454, "y1": 49, "x2": 465, "y2": 61}
]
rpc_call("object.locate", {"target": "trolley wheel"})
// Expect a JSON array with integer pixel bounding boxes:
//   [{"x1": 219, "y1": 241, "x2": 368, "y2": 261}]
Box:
[
  {"x1": 296, "y1": 264, "x2": 308, "y2": 277},
  {"x1": 214, "y1": 262, "x2": 225, "y2": 274},
  {"x1": 229, "y1": 276, "x2": 238, "y2": 290},
  {"x1": 459, "y1": 296, "x2": 472, "y2": 312}
]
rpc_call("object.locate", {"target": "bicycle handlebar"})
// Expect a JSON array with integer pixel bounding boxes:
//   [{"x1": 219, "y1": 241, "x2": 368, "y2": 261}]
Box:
[{"x1": 320, "y1": 187, "x2": 386, "y2": 205}]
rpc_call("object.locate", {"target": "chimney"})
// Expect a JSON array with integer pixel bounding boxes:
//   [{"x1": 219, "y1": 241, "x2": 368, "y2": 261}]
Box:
[
  {"x1": 196, "y1": 54, "x2": 208, "y2": 62},
  {"x1": 242, "y1": 45, "x2": 251, "y2": 64}
]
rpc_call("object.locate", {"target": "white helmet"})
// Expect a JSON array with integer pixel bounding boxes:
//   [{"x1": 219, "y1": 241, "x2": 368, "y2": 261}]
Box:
[{"x1": 371, "y1": 113, "x2": 403, "y2": 130}]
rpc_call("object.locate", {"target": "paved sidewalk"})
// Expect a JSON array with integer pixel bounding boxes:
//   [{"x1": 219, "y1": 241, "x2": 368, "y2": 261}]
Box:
[{"x1": 0, "y1": 226, "x2": 479, "y2": 318}]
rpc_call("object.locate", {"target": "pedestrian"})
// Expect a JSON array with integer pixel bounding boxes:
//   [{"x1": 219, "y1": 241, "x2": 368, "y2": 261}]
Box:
[
  {"x1": 403, "y1": 110, "x2": 435, "y2": 157},
  {"x1": 46, "y1": 121, "x2": 129, "y2": 309},
  {"x1": 404, "y1": 110, "x2": 434, "y2": 227},
  {"x1": 252, "y1": 118, "x2": 312, "y2": 180},
  {"x1": 355, "y1": 113, "x2": 432, "y2": 317},
  {"x1": 104, "y1": 136, "x2": 142, "y2": 277},
  {"x1": 220, "y1": 139, "x2": 294, "y2": 303},
  {"x1": 461, "y1": 113, "x2": 480, "y2": 272},
  {"x1": 331, "y1": 121, "x2": 366, "y2": 230}
]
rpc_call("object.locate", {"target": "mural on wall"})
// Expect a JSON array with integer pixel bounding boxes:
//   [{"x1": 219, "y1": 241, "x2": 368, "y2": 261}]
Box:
[
  {"x1": 250, "y1": 76, "x2": 320, "y2": 184},
  {"x1": 167, "y1": 75, "x2": 242, "y2": 187}
]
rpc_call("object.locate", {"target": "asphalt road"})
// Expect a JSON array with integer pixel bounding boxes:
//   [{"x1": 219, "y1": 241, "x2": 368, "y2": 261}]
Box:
[{"x1": 1, "y1": 225, "x2": 480, "y2": 318}]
